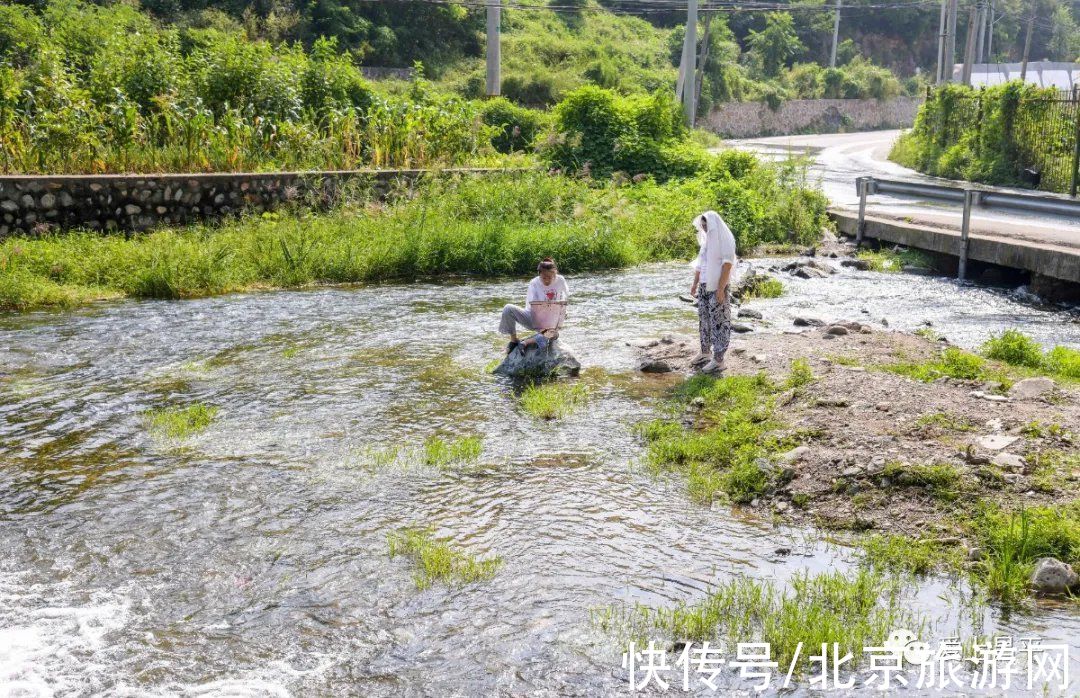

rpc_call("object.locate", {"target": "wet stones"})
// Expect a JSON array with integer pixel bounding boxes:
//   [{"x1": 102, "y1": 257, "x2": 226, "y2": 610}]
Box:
[
  {"x1": 638, "y1": 359, "x2": 673, "y2": 373},
  {"x1": 1009, "y1": 377, "x2": 1056, "y2": 400}
]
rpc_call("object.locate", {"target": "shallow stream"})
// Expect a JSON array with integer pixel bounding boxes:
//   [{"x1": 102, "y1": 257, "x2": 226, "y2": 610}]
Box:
[{"x1": 2, "y1": 262, "x2": 1079, "y2": 695}]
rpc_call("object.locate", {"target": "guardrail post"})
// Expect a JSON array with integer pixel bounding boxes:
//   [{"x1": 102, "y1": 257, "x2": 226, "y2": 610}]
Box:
[
  {"x1": 1071, "y1": 97, "x2": 1080, "y2": 197},
  {"x1": 958, "y1": 189, "x2": 976, "y2": 280},
  {"x1": 856, "y1": 176, "x2": 869, "y2": 247}
]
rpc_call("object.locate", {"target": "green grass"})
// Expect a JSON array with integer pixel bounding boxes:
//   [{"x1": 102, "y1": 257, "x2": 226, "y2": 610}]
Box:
[
  {"x1": 783, "y1": 358, "x2": 814, "y2": 389},
  {"x1": 641, "y1": 368, "x2": 811, "y2": 504},
  {"x1": 740, "y1": 276, "x2": 785, "y2": 299},
  {"x1": 882, "y1": 461, "x2": 964, "y2": 501},
  {"x1": 143, "y1": 402, "x2": 218, "y2": 438},
  {"x1": 982, "y1": 330, "x2": 1080, "y2": 381},
  {"x1": 861, "y1": 533, "x2": 956, "y2": 575},
  {"x1": 879, "y1": 347, "x2": 1009, "y2": 387},
  {"x1": 966, "y1": 504, "x2": 1080, "y2": 605},
  {"x1": 387, "y1": 528, "x2": 502, "y2": 589},
  {"x1": 593, "y1": 567, "x2": 922, "y2": 672},
  {"x1": 519, "y1": 382, "x2": 590, "y2": 420},
  {"x1": 422, "y1": 435, "x2": 483, "y2": 467},
  {"x1": 0, "y1": 167, "x2": 827, "y2": 311},
  {"x1": 856, "y1": 247, "x2": 934, "y2": 273},
  {"x1": 914, "y1": 411, "x2": 973, "y2": 432}
]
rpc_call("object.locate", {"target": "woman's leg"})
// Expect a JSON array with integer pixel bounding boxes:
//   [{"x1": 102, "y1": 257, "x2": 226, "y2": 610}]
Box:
[
  {"x1": 500, "y1": 304, "x2": 534, "y2": 340},
  {"x1": 696, "y1": 285, "x2": 712, "y2": 355},
  {"x1": 709, "y1": 289, "x2": 733, "y2": 361}
]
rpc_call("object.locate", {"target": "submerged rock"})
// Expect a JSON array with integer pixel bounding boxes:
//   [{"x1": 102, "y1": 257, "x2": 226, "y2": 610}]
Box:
[
  {"x1": 638, "y1": 359, "x2": 672, "y2": 374},
  {"x1": 493, "y1": 339, "x2": 581, "y2": 379},
  {"x1": 1030, "y1": 557, "x2": 1080, "y2": 595}
]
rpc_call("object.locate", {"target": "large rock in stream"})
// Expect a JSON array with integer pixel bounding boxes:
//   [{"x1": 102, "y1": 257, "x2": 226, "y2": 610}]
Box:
[{"x1": 493, "y1": 339, "x2": 581, "y2": 379}]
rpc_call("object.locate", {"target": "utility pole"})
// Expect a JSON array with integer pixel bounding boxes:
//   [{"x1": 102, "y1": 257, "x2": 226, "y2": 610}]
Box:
[
  {"x1": 486, "y1": 0, "x2": 501, "y2": 96},
  {"x1": 695, "y1": 12, "x2": 713, "y2": 117},
  {"x1": 975, "y1": 0, "x2": 987, "y2": 64},
  {"x1": 960, "y1": 5, "x2": 977, "y2": 85},
  {"x1": 944, "y1": 0, "x2": 959, "y2": 82},
  {"x1": 936, "y1": 0, "x2": 948, "y2": 83},
  {"x1": 681, "y1": 0, "x2": 699, "y2": 125},
  {"x1": 829, "y1": 0, "x2": 842, "y2": 68},
  {"x1": 1019, "y1": 0, "x2": 1035, "y2": 82},
  {"x1": 986, "y1": 0, "x2": 995, "y2": 62}
]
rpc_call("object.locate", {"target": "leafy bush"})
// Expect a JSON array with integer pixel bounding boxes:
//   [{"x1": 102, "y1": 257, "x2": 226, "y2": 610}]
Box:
[
  {"x1": 982, "y1": 329, "x2": 1045, "y2": 368},
  {"x1": 542, "y1": 86, "x2": 706, "y2": 180},
  {"x1": 480, "y1": 98, "x2": 550, "y2": 153}
]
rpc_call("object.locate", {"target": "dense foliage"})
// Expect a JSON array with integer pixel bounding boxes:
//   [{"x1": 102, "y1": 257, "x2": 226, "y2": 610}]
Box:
[
  {"x1": 891, "y1": 82, "x2": 1078, "y2": 193},
  {"x1": 0, "y1": 0, "x2": 498, "y2": 173},
  {"x1": 0, "y1": 166, "x2": 829, "y2": 310}
]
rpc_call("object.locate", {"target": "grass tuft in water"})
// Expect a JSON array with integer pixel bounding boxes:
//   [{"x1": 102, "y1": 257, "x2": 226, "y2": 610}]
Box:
[
  {"x1": 640, "y1": 369, "x2": 811, "y2": 504},
  {"x1": 740, "y1": 276, "x2": 784, "y2": 299},
  {"x1": 520, "y1": 381, "x2": 590, "y2": 420},
  {"x1": 422, "y1": 435, "x2": 483, "y2": 468},
  {"x1": 861, "y1": 534, "x2": 957, "y2": 575},
  {"x1": 143, "y1": 403, "x2": 218, "y2": 438},
  {"x1": 594, "y1": 567, "x2": 922, "y2": 672},
  {"x1": 856, "y1": 247, "x2": 935, "y2": 273},
  {"x1": 387, "y1": 527, "x2": 502, "y2": 590},
  {"x1": 963, "y1": 504, "x2": 1080, "y2": 605}
]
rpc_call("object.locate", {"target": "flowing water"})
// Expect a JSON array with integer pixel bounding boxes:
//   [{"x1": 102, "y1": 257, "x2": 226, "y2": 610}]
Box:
[{"x1": 2, "y1": 262, "x2": 1080, "y2": 696}]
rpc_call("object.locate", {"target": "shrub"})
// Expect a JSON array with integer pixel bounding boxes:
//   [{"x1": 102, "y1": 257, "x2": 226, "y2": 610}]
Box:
[
  {"x1": 480, "y1": 98, "x2": 550, "y2": 153},
  {"x1": 982, "y1": 329, "x2": 1045, "y2": 368}
]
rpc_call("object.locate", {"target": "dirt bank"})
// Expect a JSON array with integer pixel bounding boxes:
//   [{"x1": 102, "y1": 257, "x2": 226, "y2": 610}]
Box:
[{"x1": 637, "y1": 320, "x2": 1080, "y2": 541}]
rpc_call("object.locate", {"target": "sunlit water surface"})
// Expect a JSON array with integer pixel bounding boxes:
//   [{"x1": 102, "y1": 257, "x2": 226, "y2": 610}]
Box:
[{"x1": 2, "y1": 261, "x2": 1079, "y2": 696}]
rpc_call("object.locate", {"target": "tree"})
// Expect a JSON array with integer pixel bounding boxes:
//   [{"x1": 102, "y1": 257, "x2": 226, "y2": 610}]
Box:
[{"x1": 747, "y1": 13, "x2": 804, "y2": 77}]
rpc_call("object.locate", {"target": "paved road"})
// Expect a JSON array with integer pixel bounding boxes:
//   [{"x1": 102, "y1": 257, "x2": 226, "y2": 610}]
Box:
[{"x1": 724, "y1": 130, "x2": 1080, "y2": 252}]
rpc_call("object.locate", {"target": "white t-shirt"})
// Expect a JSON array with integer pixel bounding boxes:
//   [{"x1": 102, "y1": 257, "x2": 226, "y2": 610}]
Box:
[{"x1": 526, "y1": 274, "x2": 569, "y2": 306}]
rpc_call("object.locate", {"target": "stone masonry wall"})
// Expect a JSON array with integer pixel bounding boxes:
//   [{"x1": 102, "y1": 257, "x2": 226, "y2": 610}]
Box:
[
  {"x1": 705, "y1": 97, "x2": 922, "y2": 139},
  {"x1": 0, "y1": 168, "x2": 511, "y2": 238}
]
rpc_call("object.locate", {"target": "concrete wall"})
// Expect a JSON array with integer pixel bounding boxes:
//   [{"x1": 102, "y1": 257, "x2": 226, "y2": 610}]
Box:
[
  {"x1": 0, "y1": 168, "x2": 514, "y2": 238},
  {"x1": 705, "y1": 97, "x2": 922, "y2": 139}
]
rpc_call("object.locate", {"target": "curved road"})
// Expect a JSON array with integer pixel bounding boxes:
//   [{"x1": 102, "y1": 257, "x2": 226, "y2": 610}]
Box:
[{"x1": 725, "y1": 130, "x2": 1080, "y2": 252}]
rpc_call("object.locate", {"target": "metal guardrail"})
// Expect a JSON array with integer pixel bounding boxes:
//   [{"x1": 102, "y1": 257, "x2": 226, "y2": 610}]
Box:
[{"x1": 855, "y1": 176, "x2": 1080, "y2": 280}]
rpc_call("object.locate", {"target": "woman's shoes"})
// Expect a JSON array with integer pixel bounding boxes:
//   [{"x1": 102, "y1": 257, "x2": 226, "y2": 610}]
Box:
[
  {"x1": 690, "y1": 352, "x2": 710, "y2": 368},
  {"x1": 701, "y1": 359, "x2": 725, "y2": 374}
]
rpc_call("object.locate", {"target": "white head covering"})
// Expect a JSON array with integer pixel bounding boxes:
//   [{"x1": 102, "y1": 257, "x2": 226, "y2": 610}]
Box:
[{"x1": 694, "y1": 210, "x2": 737, "y2": 292}]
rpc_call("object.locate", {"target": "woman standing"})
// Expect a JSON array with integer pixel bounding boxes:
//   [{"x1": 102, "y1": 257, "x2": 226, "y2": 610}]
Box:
[{"x1": 690, "y1": 211, "x2": 737, "y2": 373}]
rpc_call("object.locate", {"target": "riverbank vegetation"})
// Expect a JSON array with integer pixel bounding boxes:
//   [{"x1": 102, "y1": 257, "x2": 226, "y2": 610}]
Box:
[
  {"x1": 890, "y1": 82, "x2": 1079, "y2": 194},
  {"x1": 632, "y1": 323, "x2": 1080, "y2": 607},
  {"x1": 387, "y1": 527, "x2": 502, "y2": 589},
  {"x1": 594, "y1": 567, "x2": 922, "y2": 671},
  {"x1": 0, "y1": 164, "x2": 828, "y2": 311},
  {"x1": 0, "y1": 0, "x2": 937, "y2": 175},
  {"x1": 982, "y1": 329, "x2": 1080, "y2": 380}
]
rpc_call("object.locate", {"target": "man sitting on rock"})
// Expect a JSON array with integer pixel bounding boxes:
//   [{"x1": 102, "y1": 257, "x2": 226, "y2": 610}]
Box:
[{"x1": 499, "y1": 257, "x2": 569, "y2": 354}]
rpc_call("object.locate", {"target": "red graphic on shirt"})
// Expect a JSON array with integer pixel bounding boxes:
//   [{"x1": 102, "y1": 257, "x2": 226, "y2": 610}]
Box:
[{"x1": 546, "y1": 290, "x2": 556, "y2": 300}]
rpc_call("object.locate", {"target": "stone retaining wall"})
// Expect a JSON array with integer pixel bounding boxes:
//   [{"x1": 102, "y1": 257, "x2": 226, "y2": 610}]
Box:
[
  {"x1": 0, "y1": 168, "x2": 513, "y2": 238},
  {"x1": 705, "y1": 97, "x2": 922, "y2": 139}
]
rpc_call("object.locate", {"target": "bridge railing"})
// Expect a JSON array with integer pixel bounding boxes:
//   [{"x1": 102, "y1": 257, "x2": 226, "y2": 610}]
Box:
[{"x1": 854, "y1": 176, "x2": 1080, "y2": 280}]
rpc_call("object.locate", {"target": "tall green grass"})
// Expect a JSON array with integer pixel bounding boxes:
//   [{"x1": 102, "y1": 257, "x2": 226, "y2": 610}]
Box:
[
  {"x1": 0, "y1": 169, "x2": 828, "y2": 311},
  {"x1": 594, "y1": 567, "x2": 922, "y2": 672},
  {"x1": 982, "y1": 329, "x2": 1080, "y2": 381},
  {"x1": 387, "y1": 527, "x2": 502, "y2": 589}
]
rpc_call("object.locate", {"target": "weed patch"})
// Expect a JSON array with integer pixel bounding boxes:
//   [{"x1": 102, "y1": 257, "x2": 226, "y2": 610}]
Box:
[{"x1": 387, "y1": 528, "x2": 502, "y2": 589}]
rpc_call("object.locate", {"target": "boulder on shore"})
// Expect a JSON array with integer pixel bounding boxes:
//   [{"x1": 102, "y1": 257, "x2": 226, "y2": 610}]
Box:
[
  {"x1": 1030, "y1": 557, "x2": 1080, "y2": 595},
  {"x1": 493, "y1": 339, "x2": 581, "y2": 379}
]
